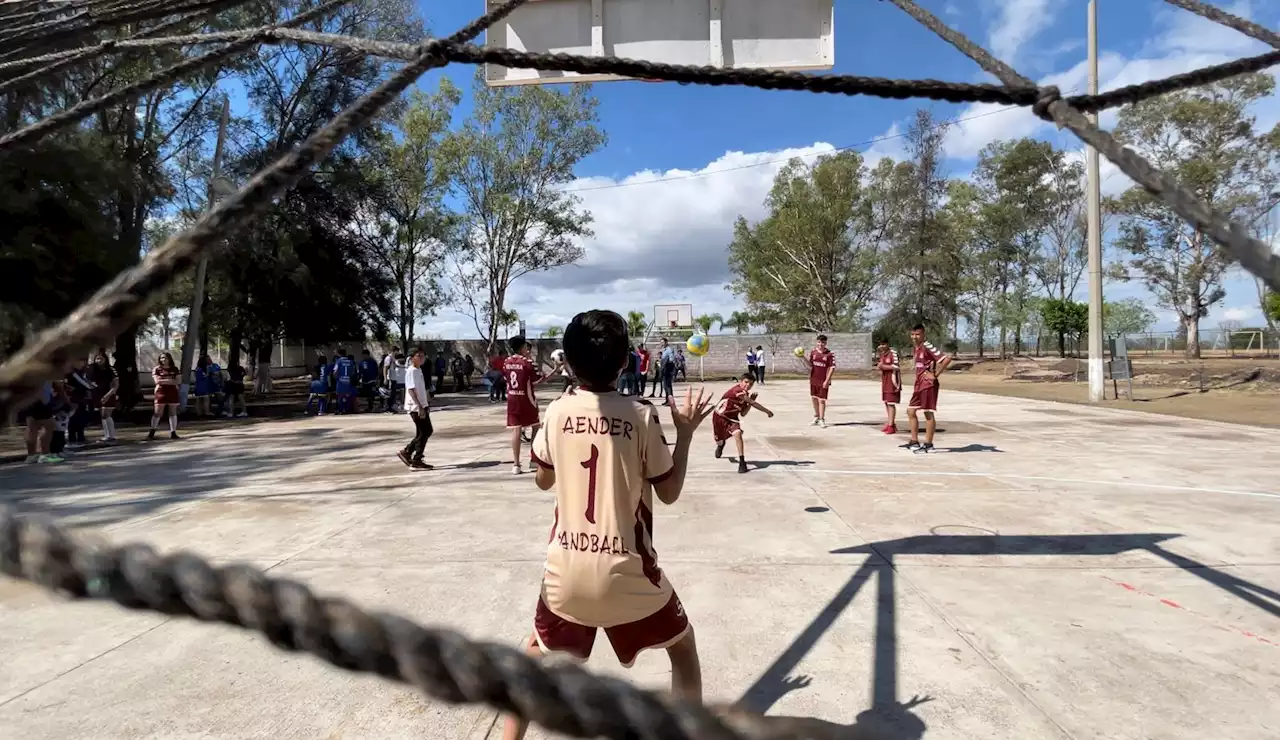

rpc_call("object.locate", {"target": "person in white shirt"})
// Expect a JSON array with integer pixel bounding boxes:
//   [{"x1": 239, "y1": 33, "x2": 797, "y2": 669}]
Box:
[
  {"x1": 387, "y1": 352, "x2": 407, "y2": 413},
  {"x1": 754, "y1": 345, "x2": 767, "y2": 384},
  {"x1": 397, "y1": 348, "x2": 432, "y2": 470}
]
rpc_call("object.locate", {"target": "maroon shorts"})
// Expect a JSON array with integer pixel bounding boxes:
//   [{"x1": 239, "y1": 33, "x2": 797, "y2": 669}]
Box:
[
  {"x1": 711, "y1": 412, "x2": 740, "y2": 442},
  {"x1": 154, "y1": 385, "x2": 179, "y2": 405},
  {"x1": 882, "y1": 389, "x2": 901, "y2": 405},
  {"x1": 809, "y1": 381, "x2": 829, "y2": 400},
  {"x1": 506, "y1": 396, "x2": 540, "y2": 428},
  {"x1": 534, "y1": 592, "x2": 690, "y2": 668},
  {"x1": 909, "y1": 382, "x2": 939, "y2": 411}
]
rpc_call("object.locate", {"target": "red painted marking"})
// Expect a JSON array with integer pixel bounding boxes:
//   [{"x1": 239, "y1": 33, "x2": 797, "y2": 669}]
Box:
[{"x1": 1101, "y1": 576, "x2": 1275, "y2": 648}]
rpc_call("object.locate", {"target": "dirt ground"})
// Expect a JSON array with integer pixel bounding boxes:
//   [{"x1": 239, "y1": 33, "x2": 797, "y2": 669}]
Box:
[{"x1": 939, "y1": 355, "x2": 1280, "y2": 429}]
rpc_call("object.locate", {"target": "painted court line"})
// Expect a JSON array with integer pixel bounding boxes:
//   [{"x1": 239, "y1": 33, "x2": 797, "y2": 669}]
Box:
[{"x1": 790, "y1": 468, "x2": 1280, "y2": 501}]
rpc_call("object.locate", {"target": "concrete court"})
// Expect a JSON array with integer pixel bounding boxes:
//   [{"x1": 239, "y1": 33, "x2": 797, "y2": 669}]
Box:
[{"x1": 0, "y1": 379, "x2": 1277, "y2": 740}]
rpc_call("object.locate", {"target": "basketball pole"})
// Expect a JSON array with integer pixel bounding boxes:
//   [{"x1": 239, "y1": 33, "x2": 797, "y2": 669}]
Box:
[{"x1": 1085, "y1": 0, "x2": 1105, "y2": 403}]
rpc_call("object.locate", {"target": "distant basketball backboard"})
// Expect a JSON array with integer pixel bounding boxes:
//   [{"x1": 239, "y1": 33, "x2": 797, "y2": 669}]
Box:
[
  {"x1": 484, "y1": 0, "x2": 835, "y2": 87},
  {"x1": 654, "y1": 303, "x2": 694, "y2": 330}
]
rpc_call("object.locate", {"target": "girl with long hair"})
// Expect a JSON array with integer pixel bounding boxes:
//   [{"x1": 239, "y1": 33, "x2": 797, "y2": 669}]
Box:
[
  {"x1": 89, "y1": 350, "x2": 119, "y2": 443},
  {"x1": 150, "y1": 352, "x2": 181, "y2": 440}
]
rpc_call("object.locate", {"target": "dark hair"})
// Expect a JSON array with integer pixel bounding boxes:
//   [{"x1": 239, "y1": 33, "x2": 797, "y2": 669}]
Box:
[
  {"x1": 817, "y1": 334, "x2": 828, "y2": 342},
  {"x1": 509, "y1": 335, "x2": 529, "y2": 353},
  {"x1": 361, "y1": 348, "x2": 371, "y2": 356},
  {"x1": 409, "y1": 347, "x2": 424, "y2": 356},
  {"x1": 563, "y1": 310, "x2": 629, "y2": 388},
  {"x1": 740, "y1": 372, "x2": 755, "y2": 382},
  {"x1": 911, "y1": 323, "x2": 925, "y2": 332},
  {"x1": 336, "y1": 347, "x2": 347, "y2": 356}
]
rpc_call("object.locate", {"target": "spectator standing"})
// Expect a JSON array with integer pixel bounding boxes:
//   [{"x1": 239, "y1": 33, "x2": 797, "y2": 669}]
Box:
[
  {"x1": 636, "y1": 343, "x2": 651, "y2": 397},
  {"x1": 397, "y1": 348, "x2": 433, "y2": 470},
  {"x1": 434, "y1": 355, "x2": 447, "y2": 394},
  {"x1": 746, "y1": 347, "x2": 757, "y2": 380},
  {"x1": 387, "y1": 352, "x2": 407, "y2": 413},
  {"x1": 88, "y1": 350, "x2": 119, "y2": 443},
  {"x1": 755, "y1": 345, "x2": 768, "y2": 384}
]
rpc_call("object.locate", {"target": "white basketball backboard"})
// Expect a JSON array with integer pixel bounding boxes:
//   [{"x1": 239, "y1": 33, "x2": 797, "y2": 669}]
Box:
[
  {"x1": 484, "y1": 0, "x2": 835, "y2": 87},
  {"x1": 654, "y1": 303, "x2": 694, "y2": 330}
]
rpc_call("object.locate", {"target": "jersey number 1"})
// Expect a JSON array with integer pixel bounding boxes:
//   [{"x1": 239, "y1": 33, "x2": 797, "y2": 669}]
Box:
[{"x1": 580, "y1": 444, "x2": 599, "y2": 524}]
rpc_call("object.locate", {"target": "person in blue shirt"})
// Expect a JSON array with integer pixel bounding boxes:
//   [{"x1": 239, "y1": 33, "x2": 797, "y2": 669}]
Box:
[
  {"x1": 357, "y1": 348, "x2": 380, "y2": 412},
  {"x1": 306, "y1": 353, "x2": 330, "y2": 415},
  {"x1": 659, "y1": 338, "x2": 676, "y2": 400},
  {"x1": 332, "y1": 347, "x2": 358, "y2": 414},
  {"x1": 207, "y1": 359, "x2": 225, "y2": 415},
  {"x1": 193, "y1": 355, "x2": 213, "y2": 417}
]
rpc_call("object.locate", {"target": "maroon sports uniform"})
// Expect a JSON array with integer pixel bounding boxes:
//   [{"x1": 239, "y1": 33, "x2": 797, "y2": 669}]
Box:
[
  {"x1": 909, "y1": 341, "x2": 947, "y2": 411},
  {"x1": 153, "y1": 365, "x2": 179, "y2": 405},
  {"x1": 808, "y1": 348, "x2": 835, "y2": 400},
  {"x1": 711, "y1": 384, "x2": 754, "y2": 442},
  {"x1": 880, "y1": 349, "x2": 901, "y2": 405},
  {"x1": 504, "y1": 354, "x2": 541, "y2": 428}
]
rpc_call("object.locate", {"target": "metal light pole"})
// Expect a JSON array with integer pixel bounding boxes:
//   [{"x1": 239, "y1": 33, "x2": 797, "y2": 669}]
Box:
[
  {"x1": 1085, "y1": 0, "x2": 1105, "y2": 402},
  {"x1": 179, "y1": 96, "x2": 232, "y2": 410}
]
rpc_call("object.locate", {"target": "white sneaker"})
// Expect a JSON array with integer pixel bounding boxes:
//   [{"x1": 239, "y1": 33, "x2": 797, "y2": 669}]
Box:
[
  {"x1": 512, "y1": 463, "x2": 524, "y2": 475},
  {"x1": 237, "y1": 411, "x2": 248, "y2": 418},
  {"x1": 811, "y1": 417, "x2": 820, "y2": 426},
  {"x1": 819, "y1": 419, "x2": 827, "y2": 428},
  {"x1": 24, "y1": 454, "x2": 39, "y2": 464}
]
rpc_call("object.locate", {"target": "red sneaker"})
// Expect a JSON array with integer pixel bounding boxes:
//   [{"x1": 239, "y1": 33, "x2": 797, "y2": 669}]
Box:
[{"x1": 884, "y1": 425, "x2": 898, "y2": 435}]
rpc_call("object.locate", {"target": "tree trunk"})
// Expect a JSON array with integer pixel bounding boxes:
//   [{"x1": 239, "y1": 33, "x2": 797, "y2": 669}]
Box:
[
  {"x1": 1057, "y1": 331, "x2": 1066, "y2": 358},
  {"x1": 976, "y1": 306, "x2": 986, "y2": 358},
  {"x1": 1184, "y1": 315, "x2": 1201, "y2": 359},
  {"x1": 228, "y1": 327, "x2": 244, "y2": 368},
  {"x1": 113, "y1": 326, "x2": 141, "y2": 413},
  {"x1": 161, "y1": 314, "x2": 171, "y2": 349}
]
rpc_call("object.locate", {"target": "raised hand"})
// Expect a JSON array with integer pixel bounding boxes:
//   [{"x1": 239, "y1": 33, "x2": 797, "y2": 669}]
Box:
[{"x1": 668, "y1": 386, "x2": 714, "y2": 436}]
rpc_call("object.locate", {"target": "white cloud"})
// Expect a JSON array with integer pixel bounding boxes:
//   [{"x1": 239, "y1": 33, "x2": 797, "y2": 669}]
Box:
[
  {"x1": 928, "y1": 0, "x2": 1277, "y2": 162},
  {"x1": 987, "y1": 0, "x2": 1055, "y2": 65},
  {"x1": 427, "y1": 144, "x2": 839, "y2": 337},
  {"x1": 1220, "y1": 306, "x2": 1256, "y2": 323}
]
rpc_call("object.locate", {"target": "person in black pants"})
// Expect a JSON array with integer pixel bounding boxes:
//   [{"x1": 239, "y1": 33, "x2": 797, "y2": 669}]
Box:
[{"x1": 398, "y1": 348, "x2": 433, "y2": 470}]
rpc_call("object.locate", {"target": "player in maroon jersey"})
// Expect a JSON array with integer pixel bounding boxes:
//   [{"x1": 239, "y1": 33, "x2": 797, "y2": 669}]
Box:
[
  {"x1": 800, "y1": 334, "x2": 835, "y2": 427},
  {"x1": 877, "y1": 339, "x2": 901, "y2": 434},
  {"x1": 711, "y1": 373, "x2": 773, "y2": 474},
  {"x1": 505, "y1": 336, "x2": 552, "y2": 475},
  {"x1": 906, "y1": 323, "x2": 952, "y2": 453}
]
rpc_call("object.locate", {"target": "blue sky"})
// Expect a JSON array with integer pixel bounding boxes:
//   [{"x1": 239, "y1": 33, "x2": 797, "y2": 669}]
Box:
[{"x1": 406, "y1": 0, "x2": 1280, "y2": 338}]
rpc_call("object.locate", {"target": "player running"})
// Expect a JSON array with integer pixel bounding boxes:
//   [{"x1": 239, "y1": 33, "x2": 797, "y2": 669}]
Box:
[
  {"x1": 877, "y1": 338, "x2": 902, "y2": 434},
  {"x1": 800, "y1": 334, "x2": 835, "y2": 427},
  {"x1": 905, "y1": 323, "x2": 952, "y2": 454},
  {"x1": 502, "y1": 309, "x2": 713, "y2": 740},
  {"x1": 505, "y1": 336, "x2": 553, "y2": 475},
  {"x1": 711, "y1": 373, "x2": 773, "y2": 474}
]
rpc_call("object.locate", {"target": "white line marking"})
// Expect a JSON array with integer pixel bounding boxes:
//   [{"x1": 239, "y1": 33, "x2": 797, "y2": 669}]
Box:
[{"x1": 791, "y1": 468, "x2": 1280, "y2": 500}]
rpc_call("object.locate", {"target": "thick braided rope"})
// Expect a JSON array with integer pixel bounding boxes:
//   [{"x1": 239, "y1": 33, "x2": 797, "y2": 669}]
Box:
[
  {"x1": 0, "y1": 0, "x2": 255, "y2": 94},
  {"x1": 0, "y1": 0, "x2": 350, "y2": 151},
  {"x1": 0, "y1": 0, "x2": 251, "y2": 77},
  {"x1": 0, "y1": 0, "x2": 531, "y2": 423},
  {"x1": 0, "y1": 510, "x2": 806, "y2": 740},
  {"x1": 883, "y1": 0, "x2": 1280, "y2": 295},
  {"x1": 7, "y1": 25, "x2": 1277, "y2": 115},
  {"x1": 0, "y1": 0, "x2": 206, "y2": 49},
  {"x1": 0, "y1": 0, "x2": 257, "y2": 64},
  {"x1": 1163, "y1": 0, "x2": 1280, "y2": 49}
]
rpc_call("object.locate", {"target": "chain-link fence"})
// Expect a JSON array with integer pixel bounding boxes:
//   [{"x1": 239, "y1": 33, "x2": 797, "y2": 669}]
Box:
[{"x1": 955, "y1": 329, "x2": 1280, "y2": 360}]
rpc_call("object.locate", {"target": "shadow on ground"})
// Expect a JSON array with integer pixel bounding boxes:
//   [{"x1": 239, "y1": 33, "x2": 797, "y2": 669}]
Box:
[{"x1": 732, "y1": 530, "x2": 1280, "y2": 738}]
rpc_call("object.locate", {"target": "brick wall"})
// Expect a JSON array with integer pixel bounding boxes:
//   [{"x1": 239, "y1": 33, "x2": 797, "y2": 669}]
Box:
[
  {"x1": 228, "y1": 333, "x2": 872, "y2": 382},
  {"x1": 676, "y1": 332, "x2": 873, "y2": 377}
]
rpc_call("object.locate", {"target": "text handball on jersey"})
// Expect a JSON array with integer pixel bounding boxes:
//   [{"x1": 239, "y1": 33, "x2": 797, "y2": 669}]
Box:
[{"x1": 685, "y1": 334, "x2": 710, "y2": 357}]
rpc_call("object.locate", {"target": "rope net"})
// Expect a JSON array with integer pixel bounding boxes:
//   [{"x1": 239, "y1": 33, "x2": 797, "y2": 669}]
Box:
[{"x1": 0, "y1": 0, "x2": 1277, "y2": 737}]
